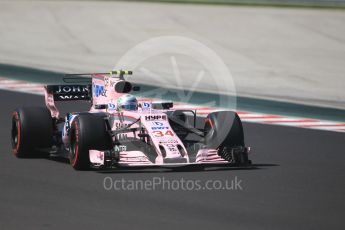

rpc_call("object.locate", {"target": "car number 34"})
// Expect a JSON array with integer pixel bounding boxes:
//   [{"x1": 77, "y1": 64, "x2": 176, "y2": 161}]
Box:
[{"x1": 152, "y1": 130, "x2": 174, "y2": 137}]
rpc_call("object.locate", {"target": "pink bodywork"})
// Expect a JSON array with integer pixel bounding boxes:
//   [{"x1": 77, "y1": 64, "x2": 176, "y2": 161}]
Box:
[{"x1": 45, "y1": 74, "x2": 228, "y2": 167}]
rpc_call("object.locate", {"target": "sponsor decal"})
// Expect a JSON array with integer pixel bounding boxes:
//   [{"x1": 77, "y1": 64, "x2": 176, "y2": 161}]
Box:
[
  {"x1": 151, "y1": 127, "x2": 169, "y2": 130},
  {"x1": 142, "y1": 102, "x2": 151, "y2": 109},
  {"x1": 152, "y1": 121, "x2": 164, "y2": 126},
  {"x1": 93, "y1": 84, "x2": 107, "y2": 97},
  {"x1": 55, "y1": 85, "x2": 89, "y2": 94},
  {"x1": 145, "y1": 115, "x2": 167, "y2": 121},
  {"x1": 114, "y1": 145, "x2": 127, "y2": 152},
  {"x1": 108, "y1": 103, "x2": 117, "y2": 111},
  {"x1": 167, "y1": 147, "x2": 178, "y2": 152},
  {"x1": 105, "y1": 77, "x2": 116, "y2": 88},
  {"x1": 151, "y1": 122, "x2": 169, "y2": 130},
  {"x1": 115, "y1": 123, "x2": 130, "y2": 130},
  {"x1": 159, "y1": 140, "x2": 179, "y2": 144},
  {"x1": 163, "y1": 143, "x2": 179, "y2": 152},
  {"x1": 104, "y1": 77, "x2": 110, "y2": 87},
  {"x1": 116, "y1": 133, "x2": 128, "y2": 140},
  {"x1": 58, "y1": 95, "x2": 88, "y2": 100}
]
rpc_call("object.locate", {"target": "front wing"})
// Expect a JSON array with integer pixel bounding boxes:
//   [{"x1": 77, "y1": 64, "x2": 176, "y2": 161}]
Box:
[{"x1": 89, "y1": 148, "x2": 251, "y2": 168}]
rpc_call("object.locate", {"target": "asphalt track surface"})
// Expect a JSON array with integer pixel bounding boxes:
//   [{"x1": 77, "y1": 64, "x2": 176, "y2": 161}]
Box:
[{"x1": 0, "y1": 89, "x2": 344, "y2": 230}]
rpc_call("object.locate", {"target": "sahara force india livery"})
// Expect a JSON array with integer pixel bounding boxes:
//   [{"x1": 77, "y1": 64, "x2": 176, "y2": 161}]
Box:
[{"x1": 11, "y1": 71, "x2": 251, "y2": 170}]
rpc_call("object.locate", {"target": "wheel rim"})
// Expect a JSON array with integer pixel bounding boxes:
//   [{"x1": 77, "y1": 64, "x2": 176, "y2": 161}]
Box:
[
  {"x1": 11, "y1": 115, "x2": 20, "y2": 152},
  {"x1": 11, "y1": 120, "x2": 18, "y2": 147},
  {"x1": 69, "y1": 123, "x2": 80, "y2": 167},
  {"x1": 70, "y1": 131, "x2": 76, "y2": 160}
]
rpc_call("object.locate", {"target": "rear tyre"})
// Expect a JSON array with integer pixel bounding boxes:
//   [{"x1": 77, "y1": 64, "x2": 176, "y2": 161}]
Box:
[
  {"x1": 204, "y1": 111, "x2": 248, "y2": 164},
  {"x1": 69, "y1": 114, "x2": 112, "y2": 170},
  {"x1": 11, "y1": 107, "x2": 54, "y2": 158}
]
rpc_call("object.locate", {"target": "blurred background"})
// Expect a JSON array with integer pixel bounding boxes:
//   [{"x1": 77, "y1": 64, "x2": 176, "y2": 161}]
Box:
[{"x1": 0, "y1": 0, "x2": 344, "y2": 116}]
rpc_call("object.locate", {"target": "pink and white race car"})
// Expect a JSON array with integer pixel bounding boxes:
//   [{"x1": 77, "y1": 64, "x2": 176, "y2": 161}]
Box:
[{"x1": 11, "y1": 71, "x2": 251, "y2": 170}]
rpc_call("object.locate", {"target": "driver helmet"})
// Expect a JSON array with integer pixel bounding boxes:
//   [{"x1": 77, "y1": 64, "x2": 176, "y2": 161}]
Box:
[{"x1": 117, "y1": 94, "x2": 138, "y2": 111}]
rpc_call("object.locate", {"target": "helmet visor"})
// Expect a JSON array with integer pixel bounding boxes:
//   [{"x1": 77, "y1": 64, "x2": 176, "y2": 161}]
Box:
[{"x1": 121, "y1": 104, "x2": 138, "y2": 111}]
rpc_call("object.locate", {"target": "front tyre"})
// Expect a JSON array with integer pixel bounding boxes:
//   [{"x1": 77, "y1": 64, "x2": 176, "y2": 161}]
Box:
[
  {"x1": 69, "y1": 114, "x2": 111, "y2": 170},
  {"x1": 204, "y1": 111, "x2": 244, "y2": 149},
  {"x1": 204, "y1": 111, "x2": 250, "y2": 165}
]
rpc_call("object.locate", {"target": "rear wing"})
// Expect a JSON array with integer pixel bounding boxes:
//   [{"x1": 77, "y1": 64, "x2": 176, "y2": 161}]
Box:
[
  {"x1": 46, "y1": 85, "x2": 92, "y2": 101},
  {"x1": 45, "y1": 70, "x2": 133, "y2": 118},
  {"x1": 45, "y1": 84, "x2": 92, "y2": 119}
]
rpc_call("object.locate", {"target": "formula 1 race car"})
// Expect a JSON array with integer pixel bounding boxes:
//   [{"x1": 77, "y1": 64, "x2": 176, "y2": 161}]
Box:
[{"x1": 11, "y1": 70, "x2": 251, "y2": 170}]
